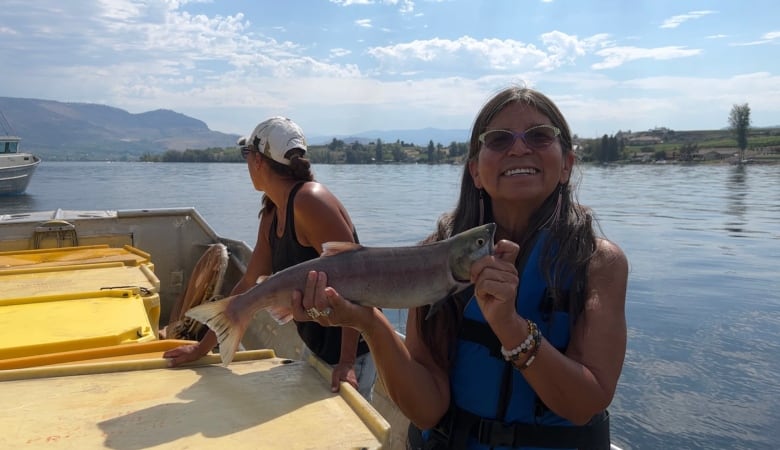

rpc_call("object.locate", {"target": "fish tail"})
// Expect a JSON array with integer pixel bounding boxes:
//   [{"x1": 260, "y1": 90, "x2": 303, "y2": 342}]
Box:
[{"x1": 185, "y1": 295, "x2": 246, "y2": 366}]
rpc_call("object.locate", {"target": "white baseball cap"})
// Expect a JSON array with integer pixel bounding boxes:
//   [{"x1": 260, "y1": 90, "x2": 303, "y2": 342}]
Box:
[{"x1": 241, "y1": 117, "x2": 307, "y2": 165}]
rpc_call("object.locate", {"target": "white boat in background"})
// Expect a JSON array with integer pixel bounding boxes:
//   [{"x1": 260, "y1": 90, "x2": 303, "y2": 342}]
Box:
[{"x1": 0, "y1": 113, "x2": 41, "y2": 195}]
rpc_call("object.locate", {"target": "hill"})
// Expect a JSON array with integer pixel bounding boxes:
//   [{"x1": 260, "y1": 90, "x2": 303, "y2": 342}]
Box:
[
  {"x1": 0, "y1": 97, "x2": 239, "y2": 161},
  {"x1": 0, "y1": 96, "x2": 472, "y2": 160}
]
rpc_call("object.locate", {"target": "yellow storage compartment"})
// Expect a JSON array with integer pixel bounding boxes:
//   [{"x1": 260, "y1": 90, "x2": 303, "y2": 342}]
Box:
[
  {"x1": 0, "y1": 244, "x2": 152, "y2": 271},
  {"x1": 0, "y1": 290, "x2": 156, "y2": 360},
  {"x1": 0, "y1": 261, "x2": 161, "y2": 336}
]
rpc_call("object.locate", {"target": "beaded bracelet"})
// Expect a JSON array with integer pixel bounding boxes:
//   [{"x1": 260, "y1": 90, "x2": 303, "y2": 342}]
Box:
[
  {"x1": 517, "y1": 326, "x2": 542, "y2": 371},
  {"x1": 500, "y1": 320, "x2": 538, "y2": 361}
]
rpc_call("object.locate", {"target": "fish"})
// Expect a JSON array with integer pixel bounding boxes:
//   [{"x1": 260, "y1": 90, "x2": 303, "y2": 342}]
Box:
[{"x1": 185, "y1": 222, "x2": 496, "y2": 366}]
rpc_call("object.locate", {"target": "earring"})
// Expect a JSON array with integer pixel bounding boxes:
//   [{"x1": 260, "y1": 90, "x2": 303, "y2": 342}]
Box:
[
  {"x1": 478, "y1": 189, "x2": 485, "y2": 225},
  {"x1": 541, "y1": 184, "x2": 563, "y2": 229}
]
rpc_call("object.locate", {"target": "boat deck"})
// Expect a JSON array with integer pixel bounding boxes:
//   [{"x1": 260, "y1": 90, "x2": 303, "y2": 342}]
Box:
[{"x1": 0, "y1": 350, "x2": 387, "y2": 449}]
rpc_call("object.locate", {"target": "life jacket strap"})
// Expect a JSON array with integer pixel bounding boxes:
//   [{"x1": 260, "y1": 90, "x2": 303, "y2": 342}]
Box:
[{"x1": 443, "y1": 405, "x2": 611, "y2": 449}]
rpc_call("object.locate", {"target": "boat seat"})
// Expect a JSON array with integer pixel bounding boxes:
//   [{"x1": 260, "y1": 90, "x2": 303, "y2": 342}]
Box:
[
  {"x1": 161, "y1": 243, "x2": 229, "y2": 341},
  {"x1": 32, "y1": 220, "x2": 78, "y2": 248}
]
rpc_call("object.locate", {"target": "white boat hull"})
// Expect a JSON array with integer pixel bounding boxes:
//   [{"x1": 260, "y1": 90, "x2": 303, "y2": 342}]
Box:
[{"x1": 0, "y1": 153, "x2": 41, "y2": 195}]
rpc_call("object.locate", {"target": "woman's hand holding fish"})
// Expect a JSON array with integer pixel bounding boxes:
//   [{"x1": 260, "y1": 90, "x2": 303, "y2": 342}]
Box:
[
  {"x1": 291, "y1": 270, "x2": 332, "y2": 323},
  {"x1": 291, "y1": 271, "x2": 376, "y2": 332},
  {"x1": 470, "y1": 240, "x2": 523, "y2": 336}
]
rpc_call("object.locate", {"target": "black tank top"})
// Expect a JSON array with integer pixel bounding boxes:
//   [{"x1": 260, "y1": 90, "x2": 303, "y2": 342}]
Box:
[{"x1": 268, "y1": 182, "x2": 368, "y2": 364}]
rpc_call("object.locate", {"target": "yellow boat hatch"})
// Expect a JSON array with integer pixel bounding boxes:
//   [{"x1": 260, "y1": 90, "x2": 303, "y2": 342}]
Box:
[{"x1": 0, "y1": 290, "x2": 156, "y2": 360}]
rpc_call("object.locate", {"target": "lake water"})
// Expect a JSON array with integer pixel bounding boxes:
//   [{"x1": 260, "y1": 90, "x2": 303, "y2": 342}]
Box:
[{"x1": 2, "y1": 161, "x2": 780, "y2": 450}]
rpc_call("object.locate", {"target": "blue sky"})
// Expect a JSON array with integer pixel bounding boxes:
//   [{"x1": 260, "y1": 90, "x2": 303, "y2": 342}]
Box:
[{"x1": 1, "y1": 0, "x2": 778, "y2": 139}]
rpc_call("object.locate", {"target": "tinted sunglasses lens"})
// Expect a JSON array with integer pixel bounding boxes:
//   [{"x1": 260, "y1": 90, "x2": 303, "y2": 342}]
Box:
[
  {"x1": 525, "y1": 128, "x2": 556, "y2": 148},
  {"x1": 483, "y1": 130, "x2": 515, "y2": 152},
  {"x1": 241, "y1": 147, "x2": 250, "y2": 159}
]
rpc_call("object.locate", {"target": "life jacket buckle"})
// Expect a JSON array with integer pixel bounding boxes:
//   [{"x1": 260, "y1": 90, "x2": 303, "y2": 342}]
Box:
[{"x1": 476, "y1": 419, "x2": 517, "y2": 448}]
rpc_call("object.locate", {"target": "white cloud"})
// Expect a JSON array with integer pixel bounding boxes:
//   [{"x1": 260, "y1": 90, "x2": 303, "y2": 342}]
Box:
[
  {"x1": 330, "y1": 0, "x2": 414, "y2": 13},
  {"x1": 1, "y1": 0, "x2": 778, "y2": 137},
  {"x1": 356, "y1": 19, "x2": 373, "y2": 28},
  {"x1": 592, "y1": 46, "x2": 702, "y2": 70},
  {"x1": 727, "y1": 30, "x2": 780, "y2": 47},
  {"x1": 539, "y1": 32, "x2": 611, "y2": 70},
  {"x1": 618, "y1": 72, "x2": 780, "y2": 122},
  {"x1": 660, "y1": 10, "x2": 716, "y2": 29},
  {"x1": 330, "y1": 48, "x2": 352, "y2": 58},
  {"x1": 366, "y1": 34, "x2": 609, "y2": 74},
  {"x1": 330, "y1": 0, "x2": 373, "y2": 5},
  {"x1": 367, "y1": 37, "x2": 546, "y2": 74}
]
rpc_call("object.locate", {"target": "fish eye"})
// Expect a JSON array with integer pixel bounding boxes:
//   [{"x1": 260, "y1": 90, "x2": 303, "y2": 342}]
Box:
[{"x1": 476, "y1": 238, "x2": 485, "y2": 246}]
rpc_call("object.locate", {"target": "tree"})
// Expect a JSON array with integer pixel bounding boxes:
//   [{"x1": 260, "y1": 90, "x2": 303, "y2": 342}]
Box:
[
  {"x1": 375, "y1": 138, "x2": 383, "y2": 163},
  {"x1": 728, "y1": 103, "x2": 751, "y2": 163},
  {"x1": 678, "y1": 143, "x2": 699, "y2": 162},
  {"x1": 427, "y1": 140, "x2": 436, "y2": 163}
]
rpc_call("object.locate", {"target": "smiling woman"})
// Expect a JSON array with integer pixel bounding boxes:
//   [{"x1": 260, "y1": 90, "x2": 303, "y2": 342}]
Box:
[{"x1": 290, "y1": 86, "x2": 628, "y2": 450}]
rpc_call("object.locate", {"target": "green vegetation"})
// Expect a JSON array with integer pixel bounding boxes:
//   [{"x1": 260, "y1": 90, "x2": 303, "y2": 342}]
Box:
[
  {"x1": 578, "y1": 125, "x2": 780, "y2": 165},
  {"x1": 139, "y1": 147, "x2": 242, "y2": 162},
  {"x1": 729, "y1": 103, "x2": 751, "y2": 162},
  {"x1": 140, "y1": 126, "x2": 780, "y2": 165},
  {"x1": 141, "y1": 138, "x2": 471, "y2": 164}
]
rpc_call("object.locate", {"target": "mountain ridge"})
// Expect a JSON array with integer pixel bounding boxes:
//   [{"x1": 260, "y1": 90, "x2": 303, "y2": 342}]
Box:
[
  {"x1": 0, "y1": 96, "x2": 470, "y2": 160},
  {"x1": 0, "y1": 96, "x2": 238, "y2": 160}
]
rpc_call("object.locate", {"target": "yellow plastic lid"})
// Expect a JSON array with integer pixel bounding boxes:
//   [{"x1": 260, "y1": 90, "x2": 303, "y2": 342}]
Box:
[{"x1": 0, "y1": 290, "x2": 156, "y2": 360}]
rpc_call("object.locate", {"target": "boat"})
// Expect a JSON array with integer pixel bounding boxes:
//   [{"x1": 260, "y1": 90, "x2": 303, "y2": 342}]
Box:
[
  {"x1": 0, "y1": 112, "x2": 41, "y2": 195},
  {"x1": 0, "y1": 208, "x2": 403, "y2": 449},
  {"x1": 0, "y1": 208, "x2": 624, "y2": 449}
]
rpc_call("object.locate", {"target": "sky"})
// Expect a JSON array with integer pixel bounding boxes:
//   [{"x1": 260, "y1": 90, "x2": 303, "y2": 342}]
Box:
[{"x1": 1, "y1": 0, "x2": 779, "y2": 139}]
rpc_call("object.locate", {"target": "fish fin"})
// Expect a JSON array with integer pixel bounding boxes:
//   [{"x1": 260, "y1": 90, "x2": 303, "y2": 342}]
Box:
[
  {"x1": 267, "y1": 305, "x2": 294, "y2": 325},
  {"x1": 321, "y1": 241, "x2": 363, "y2": 256},
  {"x1": 185, "y1": 295, "x2": 247, "y2": 366},
  {"x1": 425, "y1": 282, "x2": 470, "y2": 320}
]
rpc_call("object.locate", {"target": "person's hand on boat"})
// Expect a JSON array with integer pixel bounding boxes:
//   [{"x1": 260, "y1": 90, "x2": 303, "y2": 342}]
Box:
[
  {"x1": 162, "y1": 332, "x2": 215, "y2": 367},
  {"x1": 332, "y1": 361, "x2": 359, "y2": 393}
]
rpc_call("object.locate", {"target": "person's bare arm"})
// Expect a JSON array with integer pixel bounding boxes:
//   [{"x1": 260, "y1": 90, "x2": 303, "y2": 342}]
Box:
[
  {"x1": 164, "y1": 210, "x2": 274, "y2": 366},
  {"x1": 293, "y1": 183, "x2": 364, "y2": 392},
  {"x1": 293, "y1": 276, "x2": 452, "y2": 429},
  {"x1": 523, "y1": 239, "x2": 627, "y2": 423},
  {"x1": 474, "y1": 238, "x2": 628, "y2": 424}
]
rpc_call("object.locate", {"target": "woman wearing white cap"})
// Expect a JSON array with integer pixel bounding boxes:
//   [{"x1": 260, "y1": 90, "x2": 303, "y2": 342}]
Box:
[{"x1": 164, "y1": 116, "x2": 377, "y2": 400}]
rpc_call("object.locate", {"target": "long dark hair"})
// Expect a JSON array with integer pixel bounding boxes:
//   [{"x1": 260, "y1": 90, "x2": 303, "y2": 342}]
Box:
[
  {"x1": 415, "y1": 86, "x2": 598, "y2": 371},
  {"x1": 260, "y1": 149, "x2": 315, "y2": 214}
]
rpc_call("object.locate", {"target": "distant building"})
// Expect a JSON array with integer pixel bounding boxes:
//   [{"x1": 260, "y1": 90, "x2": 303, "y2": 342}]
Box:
[{"x1": 627, "y1": 135, "x2": 663, "y2": 145}]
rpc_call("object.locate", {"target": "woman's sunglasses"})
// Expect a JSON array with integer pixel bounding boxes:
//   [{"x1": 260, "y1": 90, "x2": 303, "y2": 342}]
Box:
[
  {"x1": 240, "y1": 146, "x2": 255, "y2": 159},
  {"x1": 478, "y1": 124, "x2": 561, "y2": 153}
]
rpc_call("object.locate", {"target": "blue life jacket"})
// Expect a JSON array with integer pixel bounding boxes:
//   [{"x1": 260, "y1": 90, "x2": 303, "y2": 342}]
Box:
[{"x1": 412, "y1": 232, "x2": 610, "y2": 450}]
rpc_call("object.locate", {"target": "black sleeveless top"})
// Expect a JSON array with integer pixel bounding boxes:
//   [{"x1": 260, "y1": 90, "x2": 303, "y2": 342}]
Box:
[{"x1": 268, "y1": 182, "x2": 369, "y2": 365}]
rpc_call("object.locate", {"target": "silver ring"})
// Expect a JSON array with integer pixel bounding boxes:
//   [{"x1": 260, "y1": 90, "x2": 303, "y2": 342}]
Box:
[
  {"x1": 306, "y1": 308, "x2": 321, "y2": 319},
  {"x1": 321, "y1": 307, "x2": 332, "y2": 317}
]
